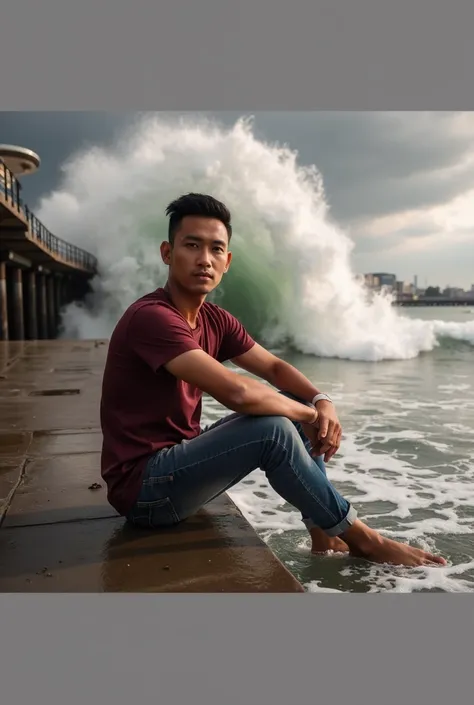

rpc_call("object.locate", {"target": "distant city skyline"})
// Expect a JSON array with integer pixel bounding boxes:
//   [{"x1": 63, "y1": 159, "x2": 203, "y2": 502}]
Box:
[
  {"x1": 0, "y1": 111, "x2": 473, "y2": 288},
  {"x1": 361, "y1": 271, "x2": 474, "y2": 303},
  {"x1": 360, "y1": 271, "x2": 474, "y2": 292}
]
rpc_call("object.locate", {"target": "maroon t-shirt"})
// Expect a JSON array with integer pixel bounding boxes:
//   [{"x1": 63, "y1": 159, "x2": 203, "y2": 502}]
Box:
[{"x1": 100, "y1": 287, "x2": 255, "y2": 516}]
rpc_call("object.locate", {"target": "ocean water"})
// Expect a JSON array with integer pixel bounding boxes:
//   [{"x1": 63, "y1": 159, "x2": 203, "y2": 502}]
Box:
[
  {"x1": 34, "y1": 114, "x2": 474, "y2": 592},
  {"x1": 221, "y1": 307, "x2": 474, "y2": 593}
]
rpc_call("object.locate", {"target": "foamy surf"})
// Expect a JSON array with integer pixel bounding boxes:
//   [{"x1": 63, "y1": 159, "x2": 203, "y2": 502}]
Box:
[{"x1": 203, "y1": 364, "x2": 474, "y2": 593}]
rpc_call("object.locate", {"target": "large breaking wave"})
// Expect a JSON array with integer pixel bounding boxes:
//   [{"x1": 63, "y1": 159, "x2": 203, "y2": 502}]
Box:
[{"x1": 36, "y1": 114, "x2": 474, "y2": 361}]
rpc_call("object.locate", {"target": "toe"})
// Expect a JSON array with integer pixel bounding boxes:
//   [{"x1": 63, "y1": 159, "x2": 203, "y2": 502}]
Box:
[{"x1": 424, "y1": 553, "x2": 447, "y2": 566}]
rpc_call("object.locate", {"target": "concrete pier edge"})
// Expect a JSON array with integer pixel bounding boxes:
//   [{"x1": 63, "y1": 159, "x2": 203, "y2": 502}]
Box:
[{"x1": 0, "y1": 339, "x2": 304, "y2": 593}]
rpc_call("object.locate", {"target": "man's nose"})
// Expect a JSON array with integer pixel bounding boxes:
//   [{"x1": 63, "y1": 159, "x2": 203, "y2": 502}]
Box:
[{"x1": 196, "y1": 249, "x2": 212, "y2": 266}]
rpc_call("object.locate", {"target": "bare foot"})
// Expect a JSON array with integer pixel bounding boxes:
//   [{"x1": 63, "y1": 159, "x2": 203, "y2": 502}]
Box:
[
  {"x1": 354, "y1": 536, "x2": 447, "y2": 567},
  {"x1": 310, "y1": 527, "x2": 349, "y2": 555},
  {"x1": 342, "y1": 521, "x2": 447, "y2": 567}
]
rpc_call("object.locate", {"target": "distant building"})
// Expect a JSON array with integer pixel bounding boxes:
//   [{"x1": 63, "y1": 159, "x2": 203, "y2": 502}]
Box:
[
  {"x1": 364, "y1": 272, "x2": 397, "y2": 293},
  {"x1": 372, "y1": 273, "x2": 397, "y2": 288},
  {"x1": 363, "y1": 273, "x2": 377, "y2": 288},
  {"x1": 443, "y1": 287, "x2": 465, "y2": 298}
]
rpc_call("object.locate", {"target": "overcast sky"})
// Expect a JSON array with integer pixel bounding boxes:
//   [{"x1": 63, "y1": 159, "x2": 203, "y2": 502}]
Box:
[{"x1": 1, "y1": 111, "x2": 473, "y2": 289}]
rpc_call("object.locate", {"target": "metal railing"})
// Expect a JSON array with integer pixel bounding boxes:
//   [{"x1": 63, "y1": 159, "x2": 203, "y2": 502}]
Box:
[
  {"x1": 0, "y1": 158, "x2": 97, "y2": 274},
  {"x1": 0, "y1": 158, "x2": 22, "y2": 212}
]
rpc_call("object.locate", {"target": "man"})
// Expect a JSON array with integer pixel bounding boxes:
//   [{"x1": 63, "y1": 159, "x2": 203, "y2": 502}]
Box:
[{"x1": 100, "y1": 193, "x2": 446, "y2": 567}]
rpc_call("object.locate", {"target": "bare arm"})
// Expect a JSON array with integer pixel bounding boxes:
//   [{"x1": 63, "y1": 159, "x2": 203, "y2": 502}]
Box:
[
  {"x1": 232, "y1": 344, "x2": 342, "y2": 460},
  {"x1": 164, "y1": 349, "x2": 318, "y2": 424},
  {"x1": 232, "y1": 343, "x2": 321, "y2": 402}
]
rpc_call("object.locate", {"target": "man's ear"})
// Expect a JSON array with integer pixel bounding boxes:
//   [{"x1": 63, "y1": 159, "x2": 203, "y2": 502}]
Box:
[
  {"x1": 224, "y1": 251, "x2": 232, "y2": 273},
  {"x1": 160, "y1": 241, "x2": 172, "y2": 265}
]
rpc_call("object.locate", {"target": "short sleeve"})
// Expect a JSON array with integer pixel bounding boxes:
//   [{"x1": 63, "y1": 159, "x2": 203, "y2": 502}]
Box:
[
  {"x1": 216, "y1": 309, "x2": 256, "y2": 362},
  {"x1": 127, "y1": 303, "x2": 202, "y2": 372}
]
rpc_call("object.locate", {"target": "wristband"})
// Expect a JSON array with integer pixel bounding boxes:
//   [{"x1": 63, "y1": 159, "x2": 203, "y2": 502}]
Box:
[{"x1": 312, "y1": 393, "x2": 332, "y2": 405}]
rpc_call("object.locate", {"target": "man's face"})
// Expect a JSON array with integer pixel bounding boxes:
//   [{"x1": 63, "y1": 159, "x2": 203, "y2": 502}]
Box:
[{"x1": 161, "y1": 215, "x2": 232, "y2": 295}]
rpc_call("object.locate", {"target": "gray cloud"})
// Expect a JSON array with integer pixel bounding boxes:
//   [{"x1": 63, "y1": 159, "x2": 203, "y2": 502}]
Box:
[
  {"x1": 0, "y1": 112, "x2": 134, "y2": 205},
  {"x1": 354, "y1": 223, "x2": 437, "y2": 258},
  {"x1": 243, "y1": 112, "x2": 474, "y2": 222}
]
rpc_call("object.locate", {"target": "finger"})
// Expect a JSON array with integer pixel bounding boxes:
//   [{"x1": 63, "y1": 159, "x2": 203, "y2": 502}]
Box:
[
  {"x1": 329, "y1": 423, "x2": 340, "y2": 446},
  {"x1": 311, "y1": 440, "x2": 326, "y2": 457},
  {"x1": 319, "y1": 443, "x2": 332, "y2": 458},
  {"x1": 318, "y1": 417, "x2": 330, "y2": 440},
  {"x1": 332, "y1": 427, "x2": 342, "y2": 449},
  {"x1": 326, "y1": 429, "x2": 343, "y2": 461}
]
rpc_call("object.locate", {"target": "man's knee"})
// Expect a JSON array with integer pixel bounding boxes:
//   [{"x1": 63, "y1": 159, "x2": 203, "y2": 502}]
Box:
[{"x1": 252, "y1": 413, "x2": 301, "y2": 442}]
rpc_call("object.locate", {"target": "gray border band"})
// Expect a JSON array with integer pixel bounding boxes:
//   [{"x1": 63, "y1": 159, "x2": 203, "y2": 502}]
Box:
[
  {"x1": 1, "y1": 1, "x2": 474, "y2": 108},
  {"x1": 1, "y1": 594, "x2": 473, "y2": 704}
]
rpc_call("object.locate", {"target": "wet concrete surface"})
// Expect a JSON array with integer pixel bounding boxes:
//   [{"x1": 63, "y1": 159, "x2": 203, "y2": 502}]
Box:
[
  {"x1": 3, "y1": 453, "x2": 119, "y2": 527},
  {"x1": 28, "y1": 430, "x2": 103, "y2": 457},
  {"x1": 0, "y1": 430, "x2": 32, "y2": 458},
  {"x1": 0, "y1": 460, "x2": 24, "y2": 516},
  {"x1": 0, "y1": 340, "x2": 304, "y2": 592}
]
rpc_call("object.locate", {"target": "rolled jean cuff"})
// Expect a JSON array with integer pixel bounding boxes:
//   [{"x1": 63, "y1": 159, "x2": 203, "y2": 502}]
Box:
[{"x1": 303, "y1": 504, "x2": 358, "y2": 537}]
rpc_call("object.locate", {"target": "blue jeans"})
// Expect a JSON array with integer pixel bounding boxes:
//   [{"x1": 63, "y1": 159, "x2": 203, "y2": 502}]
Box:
[{"x1": 126, "y1": 393, "x2": 357, "y2": 536}]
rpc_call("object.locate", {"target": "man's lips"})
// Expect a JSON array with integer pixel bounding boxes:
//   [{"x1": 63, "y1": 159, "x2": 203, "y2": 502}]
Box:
[{"x1": 193, "y1": 272, "x2": 213, "y2": 279}]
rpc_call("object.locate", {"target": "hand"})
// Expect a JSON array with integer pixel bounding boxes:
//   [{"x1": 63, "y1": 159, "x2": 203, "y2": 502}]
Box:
[{"x1": 302, "y1": 400, "x2": 342, "y2": 462}]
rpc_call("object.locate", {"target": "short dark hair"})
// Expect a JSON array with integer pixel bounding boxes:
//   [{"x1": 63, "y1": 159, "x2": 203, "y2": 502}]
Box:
[{"x1": 165, "y1": 193, "x2": 232, "y2": 244}]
